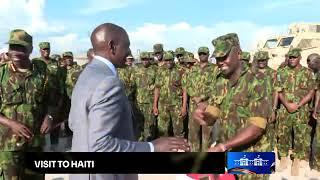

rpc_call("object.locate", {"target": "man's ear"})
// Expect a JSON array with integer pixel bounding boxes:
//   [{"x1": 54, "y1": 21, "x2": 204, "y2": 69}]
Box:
[
  {"x1": 236, "y1": 47, "x2": 241, "y2": 60},
  {"x1": 108, "y1": 40, "x2": 116, "y2": 55},
  {"x1": 28, "y1": 46, "x2": 33, "y2": 54}
]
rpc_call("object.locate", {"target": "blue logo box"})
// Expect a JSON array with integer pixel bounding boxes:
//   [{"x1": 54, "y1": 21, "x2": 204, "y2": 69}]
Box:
[{"x1": 227, "y1": 152, "x2": 275, "y2": 174}]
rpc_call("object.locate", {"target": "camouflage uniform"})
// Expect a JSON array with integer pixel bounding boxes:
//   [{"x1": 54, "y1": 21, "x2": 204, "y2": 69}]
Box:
[
  {"x1": 241, "y1": 51, "x2": 251, "y2": 68},
  {"x1": 132, "y1": 52, "x2": 157, "y2": 141},
  {"x1": 315, "y1": 73, "x2": 320, "y2": 171},
  {"x1": 275, "y1": 48, "x2": 315, "y2": 160},
  {"x1": 32, "y1": 42, "x2": 64, "y2": 122},
  {"x1": 252, "y1": 51, "x2": 276, "y2": 151},
  {"x1": 186, "y1": 47, "x2": 219, "y2": 152},
  {"x1": 0, "y1": 29, "x2": 45, "y2": 180},
  {"x1": 208, "y1": 34, "x2": 271, "y2": 180},
  {"x1": 118, "y1": 66, "x2": 135, "y2": 102},
  {"x1": 155, "y1": 52, "x2": 185, "y2": 137},
  {"x1": 63, "y1": 52, "x2": 82, "y2": 99}
]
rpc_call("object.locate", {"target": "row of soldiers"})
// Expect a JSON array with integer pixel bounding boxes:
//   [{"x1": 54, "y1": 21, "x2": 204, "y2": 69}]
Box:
[
  {"x1": 0, "y1": 29, "x2": 96, "y2": 179},
  {"x1": 118, "y1": 35, "x2": 320, "y2": 179},
  {"x1": 1, "y1": 28, "x2": 320, "y2": 180}
]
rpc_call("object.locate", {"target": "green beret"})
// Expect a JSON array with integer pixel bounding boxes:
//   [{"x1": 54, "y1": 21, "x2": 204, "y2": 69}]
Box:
[
  {"x1": 287, "y1": 48, "x2": 302, "y2": 58},
  {"x1": 212, "y1": 33, "x2": 240, "y2": 58},
  {"x1": 153, "y1": 43, "x2": 164, "y2": 53},
  {"x1": 198, "y1": 47, "x2": 209, "y2": 54},
  {"x1": 175, "y1": 47, "x2": 185, "y2": 56},
  {"x1": 241, "y1": 52, "x2": 251, "y2": 61},
  {"x1": 254, "y1": 51, "x2": 269, "y2": 60},
  {"x1": 163, "y1": 51, "x2": 174, "y2": 61},
  {"x1": 63, "y1": 51, "x2": 73, "y2": 57},
  {"x1": 39, "y1": 42, "x2": 50, "y2": 49},
  {"x1": 6, "y1": 29, "x2": 32, "y2": 48}
]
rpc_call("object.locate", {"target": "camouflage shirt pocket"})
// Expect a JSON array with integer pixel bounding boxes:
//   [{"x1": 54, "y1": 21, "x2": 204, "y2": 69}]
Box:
[
  {"x1": 26, "y1": 77, "x2": 45, "y2": 104},
  {"x1": 1, "y1": 84, "x2": 23, "y2": 105}
]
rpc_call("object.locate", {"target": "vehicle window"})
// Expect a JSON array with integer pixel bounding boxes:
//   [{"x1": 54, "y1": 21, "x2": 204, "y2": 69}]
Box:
[
  {"x1": 279, "y1": 37, "x2": 294, "y2": 46},
  {"x1": 263, "y1": 39, "x2": 278, "y2": 48}
]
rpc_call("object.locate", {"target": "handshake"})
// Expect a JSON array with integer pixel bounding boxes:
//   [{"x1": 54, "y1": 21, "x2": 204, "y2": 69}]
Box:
[{"x1": 151, "y1": 137, "x2": 191, "y2": 152}]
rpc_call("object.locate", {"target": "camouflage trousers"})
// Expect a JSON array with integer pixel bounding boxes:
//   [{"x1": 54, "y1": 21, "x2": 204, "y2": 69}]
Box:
[
  {"x1": 314, "y1": 122, "x2": 320, "y2": 171},
  {"x1": 188, "y1": 101, "x2": 212, "y2": 152},
  {"x1": 265, "y1": 122, "x2": 277, "y2": 151},
  {"x1": 136, "y1": 103, "x2": 155, "y2": 141},
  {"x1": 276, "y1": 108, "x2": 311, "y2": 160},
  {"x1": 0, "y1": 148, "x2": 44, "y2": 180},
  {"x1": 158, "y1": 103, "x2": 185, "y2": 137}
]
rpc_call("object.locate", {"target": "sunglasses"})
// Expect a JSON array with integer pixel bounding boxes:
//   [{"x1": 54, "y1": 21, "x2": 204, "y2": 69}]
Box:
[{"x1": 198, "y1": 53, "x2": 208, "y2": 56}]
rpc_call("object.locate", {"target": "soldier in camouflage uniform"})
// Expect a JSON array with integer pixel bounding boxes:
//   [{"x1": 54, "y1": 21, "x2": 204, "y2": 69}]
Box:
[
  {"x1": 32, "y1": 42, "x2": 64, "y2": 117},
  {"x1": 118, "y1": 54, "x2": 136, "y2": 107},
  {"x1": 241, "y1": 51, "x2": 251, "y2": 68},
  {"x1": 278, "y1": 54, "x2": 289, "y2": 70},
  {"x1": 63, "y1": 51, "x2": 82, "y2": 99},
  {"x1": 153, "y1": 52, "x2": 187, "y2": 137},
  {"x1": 0, "y1": 29, "x2": 53, "y2": 180},
  {"x1": 132, "y1": 52, "x2": 157, "y2": 141},
  {"x1": 50, "y1": 54, "x2": 61, "y2": 62},
  {"x1": 175, "y1": 47, "x2": 186, "y2": 65},
  {"x1": 153, "y1": 44, "x2": 165, "y2": 67},
  {"x1": 275, "y1": 48, "x2": 315, "y2": 175},
  {"x1": 309, "y1": 53, "x2": 320, "y2": 175},
  {"x1": 252, "y1": 51, "x2": 276, "y2": 151},
  {"x1": 185, "y1": 46, "x2": 219, "y2": 152},
  {"x1": 192, "y1": 33, "x2": 271, "y2": 180},
  {"x1": 32, "y1": 42, "x2": 65, "y2": 152}
]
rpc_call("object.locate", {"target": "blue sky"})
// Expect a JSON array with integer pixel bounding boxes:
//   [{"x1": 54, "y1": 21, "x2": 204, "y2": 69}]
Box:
[{"x1": 0, "y1": 0, "x2": 319, "y2": 57}]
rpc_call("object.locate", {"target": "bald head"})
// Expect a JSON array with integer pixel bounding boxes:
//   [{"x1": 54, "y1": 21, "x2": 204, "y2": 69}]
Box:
[
  {"x1": 91, "y1": 23, "x2": 130, "y2": 68},
  {"x1": 307, "y1": 53, "x2": 320, "y2": 72}
]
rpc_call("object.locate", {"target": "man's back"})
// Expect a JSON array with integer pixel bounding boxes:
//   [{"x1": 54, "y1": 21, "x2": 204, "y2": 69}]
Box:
[{"x1": 69, "y1": 59, "x2": 150, "y2": 152}]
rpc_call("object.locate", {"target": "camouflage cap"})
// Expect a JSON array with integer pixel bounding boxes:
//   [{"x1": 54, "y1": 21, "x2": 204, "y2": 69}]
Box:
[
  {"x1": 287, "y1": 48, "x2": 302, "y2": 57},
  {"x1": 153, "y1": 43, "x2": 164, "y2": 53},
  {"x1": 6, "y1": 29, "x2": 33, "y2": 48},
  {"x1": 187, "y1": 52, "x2": 194, "y2": 58},
  {"x1": 167, "y1": 50, "x2": 174, "y2": 55},
  {"x1": 254, "y1": 51, "x2": 269, "y2": 60},
  {"x1": 198, "y1": 47, "x2": 209, "y2": 54},
  {"x1": 140, "y1": 51, "x2": 150, "y2": 60},
  {"x1": 241, "y1": 52, "x2": 251, "y2": 61},
  {"x1": 183, "y1": 55, "x2": 196, "y2": 63},
  {"x1": 212, "y1": 33, "x2": 240, "y2": 58},
  {"x1": 175, "y1": 47, "x2": 185, "y2": 55},
  {"x1": 51, "y1": 54, "x2": 61, "y2": 60},
  {"x1": 39, "y1": 42, "x2": 50, "y2": 49},
  {"x1": 62, "y1": 51, "x2": 73, "y2": 57},
  {"x1": 163, "y1": 51, "x2": 174, "y2": 61},
  {"x1": 126, "y1": 55, "x2": 134, "y2": 59},
  {"x1": 148, "y1": 52, "x2": 155, "y2": 59}
]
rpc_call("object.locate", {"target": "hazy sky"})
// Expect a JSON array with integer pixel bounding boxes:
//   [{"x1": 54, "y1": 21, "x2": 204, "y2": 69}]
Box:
[{"x1": 0, "y1": 0, "x2": 319, "y2": 57}]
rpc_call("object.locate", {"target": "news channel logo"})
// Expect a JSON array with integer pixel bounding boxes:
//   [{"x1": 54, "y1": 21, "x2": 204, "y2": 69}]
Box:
[{"x1": 227, "y1": 152, "x2": 275, "y2": 174}]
